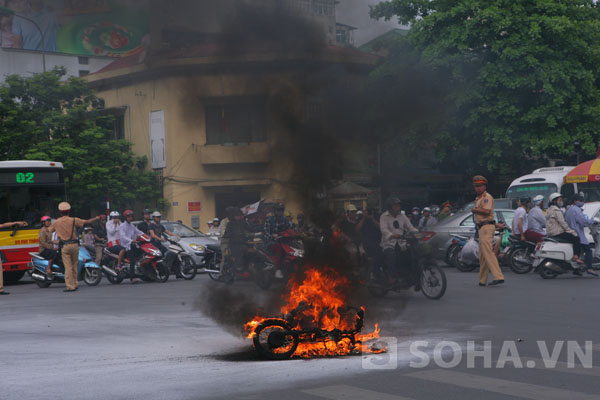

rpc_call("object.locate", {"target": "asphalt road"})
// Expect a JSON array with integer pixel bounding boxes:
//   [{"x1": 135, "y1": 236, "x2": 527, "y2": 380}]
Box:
[{"x1": 2, "y1": 266, "x2": 600, "y2": 400}]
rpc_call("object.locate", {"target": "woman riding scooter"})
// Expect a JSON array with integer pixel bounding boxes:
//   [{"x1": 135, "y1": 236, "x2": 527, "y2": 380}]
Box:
[{"x1": 546, "y1": 193, "x2": 585, "y2": 270}]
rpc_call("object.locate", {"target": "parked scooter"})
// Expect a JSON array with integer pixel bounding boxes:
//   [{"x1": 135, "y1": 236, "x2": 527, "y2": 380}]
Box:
[
  {"x1": 163, "y1": 235, "x2": 197, "y2": 280},
  {"x1": 29, "y1": 245, "x2": 103, "y2": 288},
  {"x1": 506, "y1": 235, "x2": 536, "y2": 274},
  {"x1": 101, "y1": 234, "x2": 168, "y2": 283},
  {"x1": 533, "y1": 224, "x2": 600, "y2": 279}
]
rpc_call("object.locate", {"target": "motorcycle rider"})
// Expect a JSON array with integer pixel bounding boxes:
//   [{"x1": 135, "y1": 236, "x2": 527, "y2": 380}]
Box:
[
  {"x1": 512, "y1": 197, "x2": 530, "y2": 242},
  {"x1": 524, "y1": 195, "x2": 546, "y2": 243},
  {"x1": 546, "y1": 193, "x2": 582, "y2": 265},
  {"x1": 137, "y1": 209, "x2": 152, "y2": 234},
  {"x1": 208, "y1": 218, "x2": 221, "y2": 236},
  {"x1": 118, "y1": 210, "x2": 145, "y2": 284},
  {"x1": 379, "y1": 197, "x2": 417, "y2": 282},
  {"x1": 264, "y1": 203, "x2": 291, "y2": 240},
  {"x1": 565, "y1": 193, "x2": 598, "y2": 276},
  {"x1": 106, "y1": 211, "x2": 126, "y2": 271},
  {"x1": 418, "y1": 207, "x2": 438, "y2": 229},
  {"x1": 39, "y1": 216, "x2": 58, "y2": 276},
  {"x1": 222, "y1": 207, "x2": 250, "y2": 272},
  {"x1": 409, "y1": 207, "x2": 421, "y2": 227},
  {"x1": 148, "y1": 211, "x2": 179, "y2": 276}
]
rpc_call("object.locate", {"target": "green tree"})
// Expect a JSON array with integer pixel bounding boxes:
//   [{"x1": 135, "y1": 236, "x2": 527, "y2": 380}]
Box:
[
  {"x1": 370, "y1": 0, "x2": 600, "y2": 172},
  {"x1": 0, "y1": 68, "x2": 163, "y2": 214}
]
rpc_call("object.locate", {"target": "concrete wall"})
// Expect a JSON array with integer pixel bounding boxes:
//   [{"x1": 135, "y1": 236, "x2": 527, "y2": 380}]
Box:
[{"x1": 0, "y1": 48, "x2": 113, "y2": 81}]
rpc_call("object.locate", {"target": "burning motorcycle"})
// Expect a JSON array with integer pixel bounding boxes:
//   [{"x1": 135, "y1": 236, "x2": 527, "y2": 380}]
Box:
[
  {"x1": 101, "y1": 234, "x2": 168, "y2": 283},
  {"x1": 365, "y1": 231, "x2": 447, "y2": 299},
  {"x1": 29, "y1": 245, "x2": 103, "y2": 288}
]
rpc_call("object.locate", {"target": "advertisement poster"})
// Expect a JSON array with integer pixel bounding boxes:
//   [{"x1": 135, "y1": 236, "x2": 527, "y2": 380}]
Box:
[{"x1": 0, "y1": 0, "x2": 149, "y2": 57}]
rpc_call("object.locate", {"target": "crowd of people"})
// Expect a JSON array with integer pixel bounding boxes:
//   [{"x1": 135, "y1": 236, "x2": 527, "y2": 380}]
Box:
[{"x1": 511, "y1": 192, "x2": 599, "y2": 276}]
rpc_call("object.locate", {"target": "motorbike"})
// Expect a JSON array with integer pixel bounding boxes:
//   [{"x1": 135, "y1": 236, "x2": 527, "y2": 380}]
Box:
[
  {"x1": 161, "y1": 235, "x2": 197, "y2": 280},
  {"x1": 29, "y1": 245, "x2": 103, "y2": 288},
  {"x1": 447, "y1": 235, "x2": 476, "y2": 272},
  {"x1": 100, "y1": 234, "x2": 168, "y2": 284},
  {"x1": 506, "y1": 235, "x2": 536, "y2": 274},
  {"x1": 365, "y1": 231, "x2": 447, "y2": 299},
  {"x1": 253, "y1": 229, "x2": 305, "y2": 290},
  {"x1": 533, "y1": 223, "x2": 600, "y2": 279}
]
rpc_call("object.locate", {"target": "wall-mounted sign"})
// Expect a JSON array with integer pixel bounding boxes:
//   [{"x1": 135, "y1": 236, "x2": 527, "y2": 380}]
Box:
[{"x1": 188, "y1": 202, "x2": 201, "y2": 212}]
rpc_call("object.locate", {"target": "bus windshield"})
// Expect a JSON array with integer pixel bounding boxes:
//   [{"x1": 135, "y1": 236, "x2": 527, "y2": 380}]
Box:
[
  {"x1": 576, "y1": 183, "x2": 600, "y2": 202},
  {"x1": 506, "y1": 184, "x2": 558, "y2": 204},
  {"x1": 0, "y1": 185, "x2": 65, "y2": 229}
]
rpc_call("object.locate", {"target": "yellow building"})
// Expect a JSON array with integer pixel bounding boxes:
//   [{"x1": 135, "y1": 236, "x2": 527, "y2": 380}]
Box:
[{"x1": 87, "y1": 30, "x2": 377, "y2": 229}]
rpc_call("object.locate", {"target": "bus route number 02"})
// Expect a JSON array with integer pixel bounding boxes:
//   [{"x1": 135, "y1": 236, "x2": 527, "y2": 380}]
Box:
[{"x1": 16, "y1": 172, "x2": 35, "y2": 184}]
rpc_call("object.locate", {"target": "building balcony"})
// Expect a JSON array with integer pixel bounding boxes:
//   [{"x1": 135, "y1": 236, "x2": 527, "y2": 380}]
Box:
[{"x1": 199, "y1": 142, "x2": 271, "y2": 165}]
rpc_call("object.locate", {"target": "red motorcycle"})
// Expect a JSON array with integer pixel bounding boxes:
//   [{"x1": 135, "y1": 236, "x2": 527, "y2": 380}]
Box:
[
  {"x1": 254, "y1": 229, "x2": 305, "y2": 290},
  {"x1": 101, "y1": 234, "x2": 169, "y2": 283}
]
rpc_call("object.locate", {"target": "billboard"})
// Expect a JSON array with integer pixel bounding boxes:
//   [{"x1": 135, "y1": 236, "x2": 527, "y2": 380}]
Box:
[{"x1": 0, "y1": 0, "x2": 148, "y2": 57}]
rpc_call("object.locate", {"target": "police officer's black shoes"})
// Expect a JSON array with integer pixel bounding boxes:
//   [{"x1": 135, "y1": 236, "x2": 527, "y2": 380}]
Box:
[
  {"x1": 488, "y1": 280, "x2": 504, "y2": 286},
  {"x1": 478, "y1": 283, "x2": 486, "y2": 287},
  {"x1": 0, "y1": 291, "x2": 10, "y2": 295},
  {"x1": 63, "y1": 288, "x2": 78, "y2": 292}
]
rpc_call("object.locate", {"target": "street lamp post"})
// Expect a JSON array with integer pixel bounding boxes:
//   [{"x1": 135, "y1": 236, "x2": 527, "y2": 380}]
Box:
[{"x1": 0, "y1": 6, "x2": 46, "y2": 73}]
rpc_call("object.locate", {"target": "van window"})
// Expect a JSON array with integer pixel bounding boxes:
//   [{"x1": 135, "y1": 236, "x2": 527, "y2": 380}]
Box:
[{"x1": 506, "y1": 184, "x2": 558, "y2": 204}]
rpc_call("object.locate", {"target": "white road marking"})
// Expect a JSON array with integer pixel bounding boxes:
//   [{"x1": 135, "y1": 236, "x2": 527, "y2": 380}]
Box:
[
  {"x1": 406, "y1": 369, "x2": 599, "y2": 400},
  {"x1": 302, "y1": 385, "x2": 414, "y2": 400}
]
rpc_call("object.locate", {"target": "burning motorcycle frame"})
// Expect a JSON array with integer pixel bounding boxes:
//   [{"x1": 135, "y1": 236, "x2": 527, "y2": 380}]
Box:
[{"x1": 250, "y1": 307, "x2": 369, "y2": 360}]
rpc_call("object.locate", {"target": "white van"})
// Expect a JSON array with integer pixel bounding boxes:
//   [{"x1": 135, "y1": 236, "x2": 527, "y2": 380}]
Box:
[{"x1": 506, "y1": 166, "x2": 576, "y2": 205}]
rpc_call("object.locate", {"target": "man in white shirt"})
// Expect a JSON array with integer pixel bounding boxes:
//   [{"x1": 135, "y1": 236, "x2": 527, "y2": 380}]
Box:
[
  {"x1": 512, "y1": 197, "x2": 530, "y2": 241},
  {"x1": 379, "y1": 197, "x2": 417, "y2": 280},
  {"x1": 119, "y1": 210, "x2": 145, "y2": 283}
]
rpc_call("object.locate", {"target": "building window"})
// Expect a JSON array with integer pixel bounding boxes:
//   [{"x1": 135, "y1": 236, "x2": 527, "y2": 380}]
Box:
[
  {"x1": 336, "y1": 30, "x2": 346, "y2": 44},
  {"x1": 78, "y1": 56, "x2": 89, "y2": 65},
  {"x1": 112, "y1": 113, "x2": 125, "y2": 140},
  {"x1": 78, "y1": 70, "x2": 89, "y2": 77},
  {"x1": 205, "y1": 98, "x2": 267, "y2": 145}
]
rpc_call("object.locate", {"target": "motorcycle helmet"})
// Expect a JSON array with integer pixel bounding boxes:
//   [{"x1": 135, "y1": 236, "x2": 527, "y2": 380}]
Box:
[
  {"x1": 123, "y1": 210, "x2": 134, "y2": 218},
  {"x1": 573, "y1": 192, "x2": 585, "y2": 203},
  {"x1": 151, "y1": 211, "x2": 162, "y2": 218},
  {"x1": 423, "y1": 207, "x2": 431, "y2": 213},
  {"x1": 519, "y1": 197, "x2": 531, "y2": 206},
  {"x1": 548, "y1": 193, "x2": 562, "y2": 205},
  {"x1": 386, "y1": 197, "x2": 402, "y2": 211},
  {"x1": 532, "y1": 195, "x2": 544, "y2": 205},
  {"x1": 143, "y1": 208, "x2": 151, "y2": 215},
  {"x1": 109, "y1": 211, "x2": 120, "y2": 218},
  {"x1": 41, "y1": 216, "x2": 51, "y2": 223},
  {"x1": 273, "y1": 203, "x2": 285, "y2": 211}
]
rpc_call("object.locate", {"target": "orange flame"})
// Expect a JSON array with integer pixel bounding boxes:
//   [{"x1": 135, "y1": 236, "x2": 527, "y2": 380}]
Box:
[{"x1": 244, "y1": 266, "x2": 385, "y2": 358}]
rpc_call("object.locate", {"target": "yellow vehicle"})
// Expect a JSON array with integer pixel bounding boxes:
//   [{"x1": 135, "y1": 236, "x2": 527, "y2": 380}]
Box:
[{"x1": 0, "y1": 161, "x2": 66, "y2": 283}]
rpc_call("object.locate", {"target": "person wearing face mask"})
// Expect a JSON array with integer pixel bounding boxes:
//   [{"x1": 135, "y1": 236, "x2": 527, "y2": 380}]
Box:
[
  {"x1": 565, "y1": 193, "x2": 599, "y2": 276},
  {"x1": 546, "y1": 193, "x2": 581, "y2": 264},
  {"x1": 409, "y1": 207, "x2": 421, "y2": 227}
]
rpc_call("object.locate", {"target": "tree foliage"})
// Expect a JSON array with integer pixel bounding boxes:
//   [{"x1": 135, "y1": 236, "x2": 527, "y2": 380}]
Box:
[
  {"x1": 0, "y1": 68, "x2": 163, "y2": 214},
  {"x1": 370, "y1": 0, "x2": 600, "y2": 171}
]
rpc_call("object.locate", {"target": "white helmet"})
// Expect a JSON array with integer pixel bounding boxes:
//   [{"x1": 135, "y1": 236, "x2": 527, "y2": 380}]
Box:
[
  {"x1": 109, "y1": 211, "x2": 119, "y2": 218},
  {"x1": 151, "y1": 211, "x2": 162, "y2": 218},
  {"x1": 548, "y1": 193, "x2": 562, "y2": 204},
  {"x1": 532, "y1": 195, "x2": 544, "y2": 204}
]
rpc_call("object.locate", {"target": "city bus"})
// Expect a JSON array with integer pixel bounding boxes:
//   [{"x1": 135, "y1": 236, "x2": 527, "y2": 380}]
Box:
[
  {"x1": 0, "y1": 160, "x2": 66, "y2": 282},
  {"x1": 506, "y1": 166, "x2": 575, "y2": 206}
]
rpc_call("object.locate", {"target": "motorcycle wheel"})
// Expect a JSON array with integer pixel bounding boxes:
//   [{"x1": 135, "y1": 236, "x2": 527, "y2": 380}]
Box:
[
  {"x1": 445, "y1": 245, "x2": 457, "y2": 267},
  {"x1": 179, "y1": 256, "x2": 197, "y2": 280},
  {"x1": 509, "y1": 248, "x2": 533, "y2": 274},
  {"x1": 83, "y1": 268, "x2": 102, "y2": 286},
  {"x1": 452, "y1": 248, "x2": 477, "y2": 272},
  {"x1": 35, "y1": 279, "x2": 52, "y2": 288},
  {"x1": 255, "y1": 267, "x2": 273, "y2": 290},
  {"x1": 539, "y1": 266, "x2": 558, "y2": 279},
  {"x1": 155, "y1": 263, "x2": 170, "y2": 283},
  {"x1": 252, "y1": 319, "x2": 299, "y2": 360},
  {"x1": 105, "y1": 267, "x2": 124, "y2": 284},
  {"x1": 420, "y1": 265, "x2": 447, "y2": 300}
]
